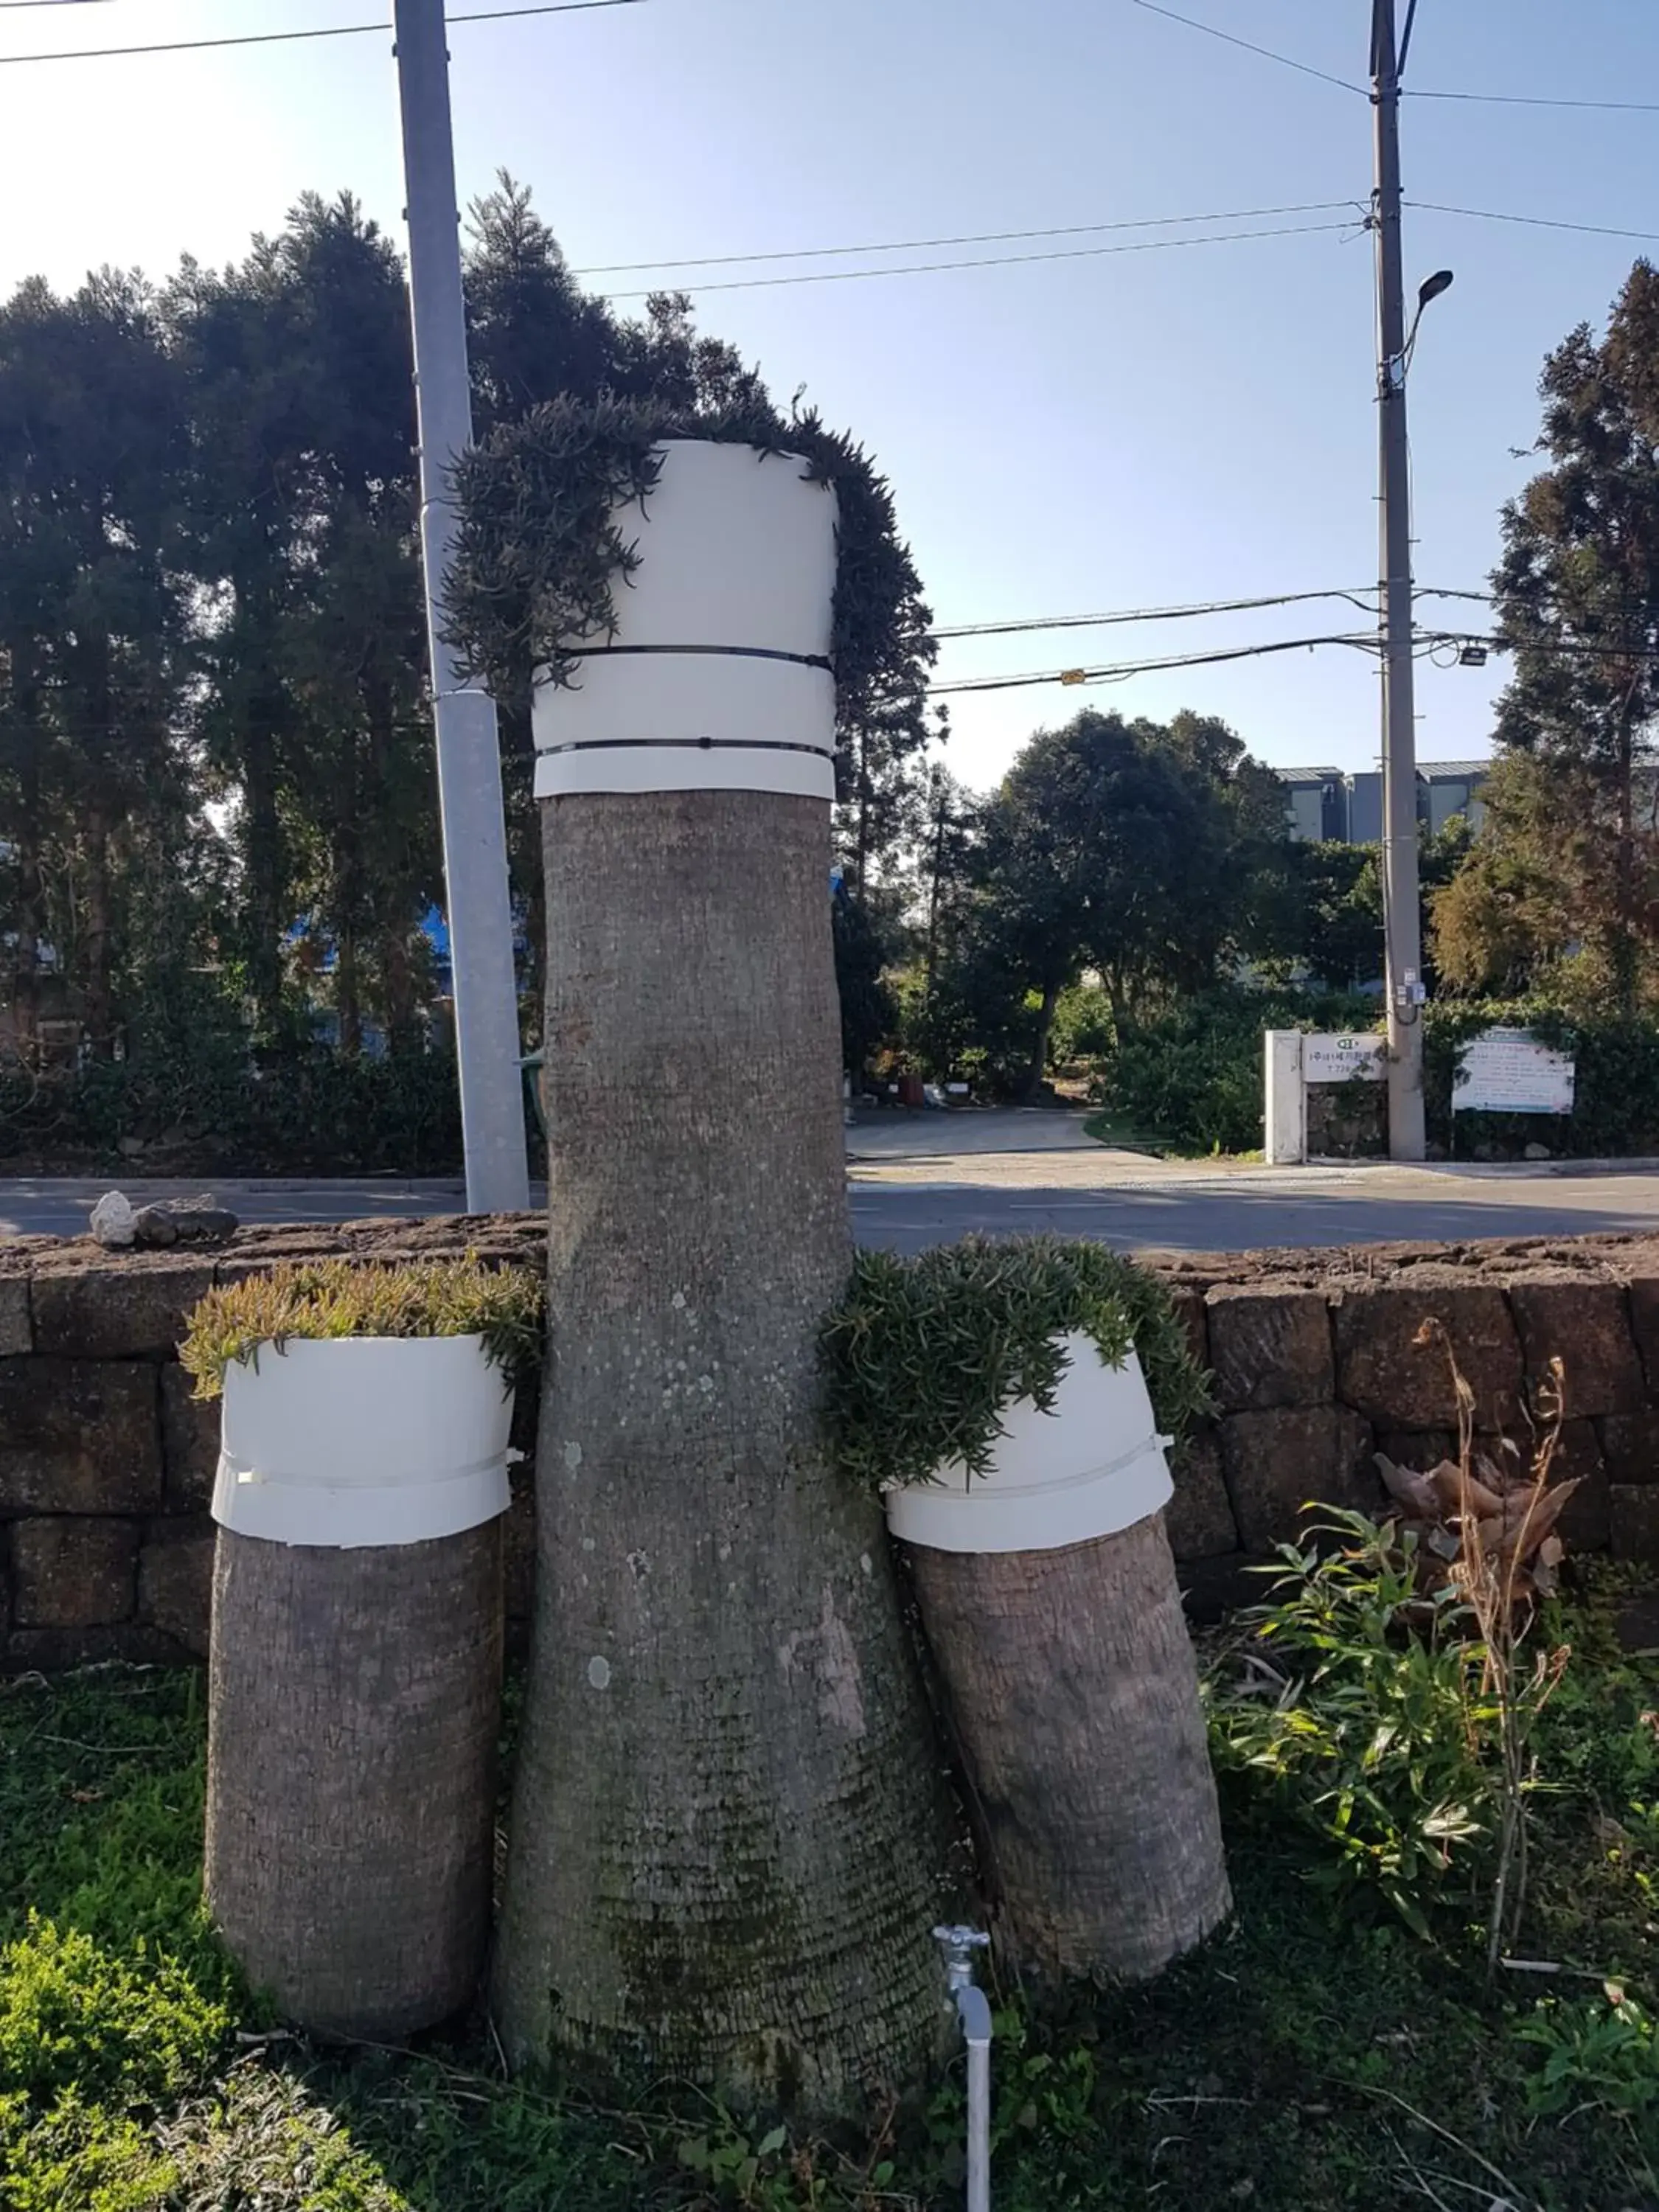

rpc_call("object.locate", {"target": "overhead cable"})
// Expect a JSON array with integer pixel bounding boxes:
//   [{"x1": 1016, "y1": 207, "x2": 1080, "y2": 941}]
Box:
[
  {"x1": 574, "y1": 199, "x2": 1359, "y2": 277},
  {"x1": 599, "y1": 218, "x2": 1358, "y2": 299},
  {"x1": 0, "y1": 0, "x2": 644, "y2": 66},
  {"x1": 1123, "y1": 0, "x2": 1363, "y2": 96}
]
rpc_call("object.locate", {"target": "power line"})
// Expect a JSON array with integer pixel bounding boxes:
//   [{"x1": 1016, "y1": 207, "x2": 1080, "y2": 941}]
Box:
[
  {"x1": 1123, "y1": 0, "x2": 1363, "y2": 96},
  {"x1": 1410, "y1": 198, "x2": 1659, "y2": 246},
  {"x1": 1408, "y1": 86, "x2": 1659, "y2": 115},
  {"x1": 574, "y1": 199, "x2": 1360, "y2": 278},
  {"x1": 928, "y1": 633, "x2": 1383, "y2": 698},
  {"x1": 931, "y1": 586, "x2": 1382, "y2": 643},
  {"x1": 928, "y1": 625, "x2": 1659, "y2": 700},
  {"x1": 929, "y1": 585, "x2": 1496, "y2": 644},
  {"x1": 599, "y1": 218, "x2": 1359, "y2": 299},
  {"x1": 0, "y1": 0, "x2": 644, "y2": 66}
]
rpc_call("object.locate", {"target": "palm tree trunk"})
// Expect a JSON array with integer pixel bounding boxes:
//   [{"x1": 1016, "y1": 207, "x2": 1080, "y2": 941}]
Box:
[
  {"x1": 206, "y1": 1520, "x2": 503, "y2": 2038},
  {"x1": 495, "y1": 788, "x2": 954, "y2": 2114},
  {"x1": 905, "y1": 1510, "x2": 1230, "y2": 1983}
]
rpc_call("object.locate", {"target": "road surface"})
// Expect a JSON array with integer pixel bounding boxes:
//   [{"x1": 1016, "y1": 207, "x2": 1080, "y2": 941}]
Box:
[{"x1": 4, "y1": 1108, "x2": 1659, "y2": 1253}]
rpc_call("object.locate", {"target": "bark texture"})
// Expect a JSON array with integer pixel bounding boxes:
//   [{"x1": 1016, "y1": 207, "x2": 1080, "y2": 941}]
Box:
[
  {"x1": 206, "y1": 1521, "x2": 502, "y2": 2039},
  {"x1": 907, "y1": 1510, "x2": 1230, "y2": 1984},
  {"x1": 496, "y1": 790, "x2": 954, "y2": 2112}
]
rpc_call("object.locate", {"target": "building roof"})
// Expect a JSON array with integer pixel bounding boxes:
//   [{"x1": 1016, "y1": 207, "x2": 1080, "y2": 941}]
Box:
[
  {"x1": 1275, "y1": 765, "x2": 1346, "y2": 783},
  {"x1": 1419, "y1": 759, "x2": 1490, "y2": 778}
]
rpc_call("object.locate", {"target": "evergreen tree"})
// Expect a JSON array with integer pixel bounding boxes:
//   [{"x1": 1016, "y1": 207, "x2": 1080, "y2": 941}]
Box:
[
  {"x1": 0, "y1": 269, "x2": 195, "y2": 1060},
  {"x1": 1466, "y1": 260, "x2": 1659, "y2": 1009}
]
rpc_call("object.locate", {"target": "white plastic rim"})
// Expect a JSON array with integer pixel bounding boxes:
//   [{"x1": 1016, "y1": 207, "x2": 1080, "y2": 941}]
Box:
[
  {"x1": 884, "y1": 1331, "x2": 1175, "y2": 1556},
  {"x1": 532, "y1": 439, "x2": 838, "y2": 799},
  {"x1": 533, "y1": 658, "x2": 836, "y2": 799},
  {"x1": 211, "y1": 1335, "x2": 514, "y2": 1550}
]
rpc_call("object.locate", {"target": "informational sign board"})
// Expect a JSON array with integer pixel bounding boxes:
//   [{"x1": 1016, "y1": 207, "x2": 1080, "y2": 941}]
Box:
[
  {"x1": 1454, "y1": 1026, "x2": 1576, "y2": 1116},
  {"x1": 1303, "y1": 1032, "x2": 1386, "y2": 1085}
]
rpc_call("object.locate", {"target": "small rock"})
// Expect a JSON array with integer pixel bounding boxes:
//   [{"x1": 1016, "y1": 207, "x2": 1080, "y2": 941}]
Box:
[
  {"x1": 116, "y1": 1134, "x2": 147, "y2": 1160},
  {"x1": 132, "y1": 1197, "x2": 240, "y2": 1249},
  {"x1": 89, "y1": 1191, "x2": 136, "y2": 1248},
  {"x1": 1524, "y1": 1142, "x2": 1552, "y2": 1161}
]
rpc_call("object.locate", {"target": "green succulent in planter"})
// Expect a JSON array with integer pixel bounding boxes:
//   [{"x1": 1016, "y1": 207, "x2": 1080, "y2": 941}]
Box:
[
  {"x1": 180, "y1": 1257, "x2": 545, "y2": 1400},
  {"x1": 821, "y1": 1235, "x2": 1213, "y2": 1495}
]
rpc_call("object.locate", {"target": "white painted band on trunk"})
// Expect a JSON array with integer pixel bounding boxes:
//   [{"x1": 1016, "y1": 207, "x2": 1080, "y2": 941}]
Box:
[
  {"x1": 884, "y1": 1332, "x2": 1176, "y2": 1555},
  {"x1": 210, "y1": 1335, "x2": 515, "y2": 1550},
  {"x1": 531, "y1": 439, "x2": 838, "y2": 798}
]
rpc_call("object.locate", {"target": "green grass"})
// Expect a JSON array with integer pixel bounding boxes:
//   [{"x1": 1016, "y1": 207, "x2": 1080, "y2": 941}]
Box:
[{"x1": 8, "y1": 1599, "x2": 1659, "y2": 2211}]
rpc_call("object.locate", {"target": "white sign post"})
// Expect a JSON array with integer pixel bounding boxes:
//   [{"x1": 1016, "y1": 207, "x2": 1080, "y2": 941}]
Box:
[
  {"x1": 1265, "y1": 1031, "x2": 1305, "y2": 1164},
  {"x1": 1453, "y1": 1027, "x2": 1575, "y2": 1117},
  {"x1": 1265, "y1": 1030, "x2": 1391, "y2": 1165}
]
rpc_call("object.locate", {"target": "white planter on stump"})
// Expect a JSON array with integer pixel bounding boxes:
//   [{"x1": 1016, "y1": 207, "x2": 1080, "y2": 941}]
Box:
[
  {"x1": 886, "y1": 1331, "x2": 1175, "y2": 1556},
  {"x1": 890, "y1": 1333, "x2": 1232, "y2": 1986},
  {"x1": 530, "y1": 437, "x2": 838, "y2": 804},
  {"x1": 205, "y1": 1334, "x2": 514, "y2": 2040}
]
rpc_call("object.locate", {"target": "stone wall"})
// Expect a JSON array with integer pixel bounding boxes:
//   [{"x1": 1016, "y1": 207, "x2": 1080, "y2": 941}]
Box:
[
  {"x1": 1154, "y1": 1234, "x2": 1659, "y2": 1616},
  {"x1": 6, "y1": 1217, "x2": 1659, "y2": 1664},
  {"x1": 0, "y1": 1217, "x2": 544, "y2": 1670}
]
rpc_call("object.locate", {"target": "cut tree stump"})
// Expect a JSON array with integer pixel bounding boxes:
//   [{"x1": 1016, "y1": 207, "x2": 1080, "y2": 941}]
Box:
[
  {"x1": 906, "y1": 1508, "x2": 1231, "y2": 1983},
  {"x1": 205, "y1": 1520, "x2": 503, "y2": 2039}
]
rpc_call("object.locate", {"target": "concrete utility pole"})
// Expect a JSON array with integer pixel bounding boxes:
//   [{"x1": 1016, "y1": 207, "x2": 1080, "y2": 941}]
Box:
[
  {"x1": 1372, "y1": 0, "x2": 1426, "y2": 1161},
  {"x1": 394, "y1": 0, "x2": 529, "y2": 1212}
]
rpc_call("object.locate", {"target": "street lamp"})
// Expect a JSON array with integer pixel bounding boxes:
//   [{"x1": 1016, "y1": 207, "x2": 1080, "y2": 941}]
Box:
[{"x1": 1402, "y1": 268, "x2": 1454, "y2": 372}]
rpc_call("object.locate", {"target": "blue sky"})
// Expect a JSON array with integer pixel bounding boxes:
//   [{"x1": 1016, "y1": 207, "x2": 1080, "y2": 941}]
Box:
[{"x1": 1, "y1": 0, "x2": 1655, "y2": 792}]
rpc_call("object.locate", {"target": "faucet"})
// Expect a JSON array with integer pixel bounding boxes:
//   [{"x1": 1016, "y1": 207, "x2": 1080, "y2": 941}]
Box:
[{"x1": 933, "y1": 1925, "x2": 992, "y2": 2212}]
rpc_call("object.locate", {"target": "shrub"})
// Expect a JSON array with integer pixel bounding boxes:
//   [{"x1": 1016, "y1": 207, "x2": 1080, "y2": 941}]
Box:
[
  {"x1": 0, "y1": 1919, "x2": 231, "y2": 2111},
  {"x1": 0, "y1": 1047, "x2": 470, "y2": 1177},
  {"x1": 1088, "y1": 987, "x2": 1375, "y2": 1155},
  {"x1": 821, "y1": 1234, "x2": 1211, "y2": 1494},
  {"x1": 1520, "y1": 1984, "x2": 1659, "y2": 2124},
  {"x1": 1206, "y1": 1512, "x2": 1499, "y2": 1937},
  {"x1": 181, "y1": 1258, "x2": 545, "y2": 1399},
  {"x1": 1082, "y1": 984, "x2": 1659, "y2": 1161}
]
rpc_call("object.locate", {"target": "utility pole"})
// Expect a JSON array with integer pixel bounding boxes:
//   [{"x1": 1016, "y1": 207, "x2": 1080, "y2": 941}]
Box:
[
  {"x1": 394, "y1": 0, "x2": 529, "y2": 1212},
  {"x1": 1372, "y1": 0, "x2": 1426, "y2": 1161}
]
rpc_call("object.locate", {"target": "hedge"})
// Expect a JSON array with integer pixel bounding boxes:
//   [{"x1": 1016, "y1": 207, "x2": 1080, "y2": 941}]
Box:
[{"x1": 1088, "y1": 990, "x2": 1659, "y2": 1160}]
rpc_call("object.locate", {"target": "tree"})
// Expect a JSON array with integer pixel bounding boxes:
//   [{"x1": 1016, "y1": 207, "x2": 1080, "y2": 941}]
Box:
[
  {"x1": 1430, "y1": 754, "x2": 1602, "y2": 998},
  {"x1": 494, "y1": 785, "x2": 953, "y2": 2109},
  {"x1": 831, "y1": 470, "x2": 936, "y2": 901},
  {"x1": 831, "y1": 879, "x2": 900, "y2": 1082},
  {"x1": 965, "y1": 709, "x2": 1290, "y2": 1093},
  {"x1": 0, "y1": 269, "x2": 195, "y2": 1061},
  {"x1": 449, "y1": 390, "x2": 956, "y2": 2106},
  {"x1": 1477, "y1": 260, "x2": 1659, "y2": 1010},
  {"x1": 914, "y1": 748, "x2": 980, "y2": 994},
  {"x1": 167, "y1": 195, "x2": 438, "y2": 1054},
  {"x1": 1290, "y1": 840, "x2": 1382, "y2": 992}
]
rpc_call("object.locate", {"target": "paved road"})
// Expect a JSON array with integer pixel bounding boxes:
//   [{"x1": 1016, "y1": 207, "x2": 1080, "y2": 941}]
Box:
[
  {"x1": 6, "y1": 1155, "x2": 1659, "y2": 1253},
  {"x1": 850, "y1": 1172, "x2": 1659, "y2": 1256}
]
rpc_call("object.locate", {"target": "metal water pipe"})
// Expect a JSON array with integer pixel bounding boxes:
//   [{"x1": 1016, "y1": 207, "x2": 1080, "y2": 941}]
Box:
[{"x1": 934, "y1": 1924, "x2": 992, "y2": 2212}]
